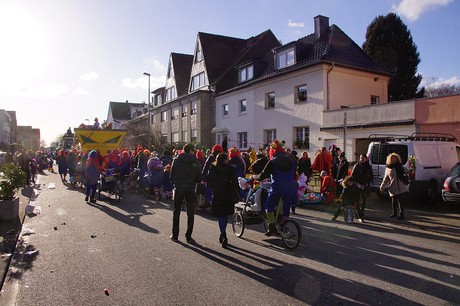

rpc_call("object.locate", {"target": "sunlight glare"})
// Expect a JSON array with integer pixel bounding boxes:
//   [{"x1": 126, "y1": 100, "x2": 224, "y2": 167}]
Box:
[{"x1": 0, "y1": 4, "x2": 48, "y2": 94}]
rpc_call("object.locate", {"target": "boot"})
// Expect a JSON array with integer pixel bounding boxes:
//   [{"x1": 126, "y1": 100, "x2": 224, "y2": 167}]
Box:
[
  {"x1": 397, "y1": 212, "x2": 405, "y2": 220},
  {"x1": 221, "y1": 234, "x2": 228, "y2": 248},
  {"x1": 219, "y1": 234, "x2": 224, "y2": 244},
  {"x1": 265, "y1": 223, "x2": 279, "y2": 236}
]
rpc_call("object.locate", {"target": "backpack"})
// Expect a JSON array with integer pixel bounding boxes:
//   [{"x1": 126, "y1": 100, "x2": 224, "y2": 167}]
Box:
[{"x1": 396, "y1": 165, "x2": 410, "y2": 185}]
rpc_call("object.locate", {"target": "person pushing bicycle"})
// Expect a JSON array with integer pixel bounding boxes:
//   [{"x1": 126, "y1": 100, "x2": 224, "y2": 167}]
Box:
[{"x1": 250, "y1": 140, "x2": 297, "y2": 236}]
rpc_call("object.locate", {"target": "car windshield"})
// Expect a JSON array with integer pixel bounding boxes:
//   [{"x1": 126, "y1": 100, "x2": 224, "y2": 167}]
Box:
[{"x1": 447, "y1": 164, "x2": 460, "y2": 177}]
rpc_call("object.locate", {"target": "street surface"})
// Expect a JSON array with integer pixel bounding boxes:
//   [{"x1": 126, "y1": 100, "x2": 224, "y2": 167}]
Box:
[{"x1": 1, "y1": 171, "x2": 460, "y2": 305}]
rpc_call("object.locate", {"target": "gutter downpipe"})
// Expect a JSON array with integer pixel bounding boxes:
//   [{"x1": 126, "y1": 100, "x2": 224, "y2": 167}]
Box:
[{"x1": 326, "y1": 62, "x2": 335, "y2": 111}]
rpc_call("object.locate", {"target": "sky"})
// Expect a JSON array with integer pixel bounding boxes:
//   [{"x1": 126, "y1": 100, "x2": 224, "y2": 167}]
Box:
[{"x1": 0, "y1": 0, "x2": 459, "y2": 146}]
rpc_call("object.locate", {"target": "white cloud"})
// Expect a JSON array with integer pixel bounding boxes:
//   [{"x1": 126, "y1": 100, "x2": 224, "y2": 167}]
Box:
[
  {"x1": 19, "y1": 84, "x2": 71, "y2": 98},
  {"x1": 393, "y1": 0, "x2": 452, "y2": 21},
  {"x1": 73, "y1": 87, "x2": 91, "y2": 95},
  {"x1": 122, "y1": 75, "x2": 166, "y2": 90},
  {"x1": 80, "y1": 71, "x2": 99, "y2": 81},
  {"x1": 288, "y1": 19, "x2": 304, "y2": 28},
  {"x1": 145, "y1": 58, "x2": 165, "y2": 72},
  {"x1": 423, "y1": 75, "x2": 460, "y2": 88}
]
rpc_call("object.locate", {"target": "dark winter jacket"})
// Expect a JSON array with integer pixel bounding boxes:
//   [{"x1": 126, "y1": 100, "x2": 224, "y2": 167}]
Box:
[
  {"x1": 336, "y1": 159, "x2": 349, "y2": 181},
  {"x1": 170, "y1": 153, "x2": 201, "y2": 191},
  {"x1": 351, "y1": 161, "x2": 373, "y2": 186},
  {"x1": 202, "y1": 152, "x2": 218, "y2": 179},
  {"x1": 207, "y1": 163, "x2": 239, "y2": 217},
  {"x1": 254, "y1": 152, "x2": 295, "y2": 195}
]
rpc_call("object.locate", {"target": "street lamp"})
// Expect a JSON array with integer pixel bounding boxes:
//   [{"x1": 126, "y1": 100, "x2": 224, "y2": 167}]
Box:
[{"x1": 143, "y1": 72, "x2": 151, "y2": 149}]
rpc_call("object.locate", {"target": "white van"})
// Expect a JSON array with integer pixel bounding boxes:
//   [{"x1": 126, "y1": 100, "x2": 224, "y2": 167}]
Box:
[{"x1": 367, "y1": 133, "x2": 460, "y2": 203}]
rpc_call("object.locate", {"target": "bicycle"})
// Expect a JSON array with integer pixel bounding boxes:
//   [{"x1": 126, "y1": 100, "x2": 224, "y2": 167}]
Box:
[{"x1": 232, "y1": 179, "x2": 302, "y2": 249}]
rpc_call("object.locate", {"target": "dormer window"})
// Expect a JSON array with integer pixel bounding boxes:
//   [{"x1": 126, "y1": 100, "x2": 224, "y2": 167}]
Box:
[
  {"x1": 165, "y1": 86, "x2": 176, "y2": 102},
  {"x1": 191, "y1": 72, "x2": 206, "y2": 91},
  {"x1": 154, "y1": 94, "x2": 162, "y2": 106},
  {"x1": 276, "y1": 47, "x2": 295, "y2": 69},
  {"x1": 167, "y1": 61, "x2": 174, "y2": 78},
  {"x1": 238, "y1": 64, "x2": 254, "y2": 83},
  {"x1": 195, "y1": 47, "x2": 203, "y2": 63}
]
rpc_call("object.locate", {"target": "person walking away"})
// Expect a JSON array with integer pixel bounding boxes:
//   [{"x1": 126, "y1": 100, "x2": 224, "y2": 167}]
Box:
[
  {"x1": 67, "y1": 149, "x2": 78, "y2": 184},
  {"x1": 18, "y1": 149, "x2": 32, "y2": 185},
  {"x1": 320, "y1": 170, "x2": 336, "y2": 205},
  {"x1": 147, "y1": 155, "x2": 164, "y2": 200},
  {"x1": 160, "y1": 150, "x2": 173, "y2": 199},
  {"x1": 206, "y1": 153, "x2": 239, "y2": 248},
  {"x1": 298, "y1": 151, "x2": 312, "y2": 182},
  {"x1": 379, "y1": 153, "x2": 409, "y2": 220},
  {"x1": 251, "y1": 140, "x2": 296, "y2": 236},
  {"x1": 85, "y1": 150, "x2": 103, "y2": 203},
  {"x1": 351, "y1": 154, "x2": 373, "y2": 219},
  {"x1": 170, "y1": 143, "x2": 201, "y2": 243},
  {"x1": 335, "y1": 152, "x2": 349, "y2": 197},
  {"x1": 56, "y1": 150, "x2": 68, "y2": 183},
  {"x1": 332, "y1": 176, "x2": 361, "y2": 222},
  {"x1": 201, "y1": 144, "x2": 224, "y2": 206},
  {"x1": 137, "y1": 149, "x2": 150, "y2": 190}
]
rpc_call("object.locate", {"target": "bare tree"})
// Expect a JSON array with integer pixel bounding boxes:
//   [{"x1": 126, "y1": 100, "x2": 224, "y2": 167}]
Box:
[{"x1": 425, "y1": 84, "x2": 460, "y2": 97}]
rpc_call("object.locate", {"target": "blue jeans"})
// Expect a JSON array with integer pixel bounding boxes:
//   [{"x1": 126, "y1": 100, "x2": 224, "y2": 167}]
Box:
[{"x1": 217, "y1": 216, "x2": 228, "y2": 236}]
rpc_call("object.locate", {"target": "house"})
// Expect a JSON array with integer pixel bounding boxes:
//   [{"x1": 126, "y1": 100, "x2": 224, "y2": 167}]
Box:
[
  {"x1": 0, "y1": 109, "x2": 12, "y2": 150},
  {"x1": 124, "y1": 30, "x2": 280, "y2": 149},
  {"x1": 214, "y1": 15, "x2": 391, "y2": 159},
  {"x1": 106, "y1": 101, "x2": 145, "y2": 130}
]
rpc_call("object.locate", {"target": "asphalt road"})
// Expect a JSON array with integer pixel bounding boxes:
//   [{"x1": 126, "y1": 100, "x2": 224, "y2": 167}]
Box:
[{"x1": 1, "y1": 171, "x2": 460, "y2": 305}]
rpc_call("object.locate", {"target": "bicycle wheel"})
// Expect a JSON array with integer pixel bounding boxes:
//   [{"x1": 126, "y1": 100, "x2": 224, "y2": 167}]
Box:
[
  {"x1": 232, "y1": 212, "x2": 245, "y2": 237},
  {"x1": 280, "y1": 219, "x2": 302, "y2": 249}
]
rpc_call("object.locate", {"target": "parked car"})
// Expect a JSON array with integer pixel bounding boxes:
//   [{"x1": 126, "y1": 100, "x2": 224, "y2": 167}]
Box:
[
  {"x1": 442, "y1": 162, "x2": 460, "y2": 203},
  {"x1": 367, "y1": 133, "x2": 460, "y2": 203}
]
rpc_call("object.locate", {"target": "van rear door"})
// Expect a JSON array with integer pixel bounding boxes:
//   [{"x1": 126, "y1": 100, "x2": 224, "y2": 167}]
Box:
[
  {"x1": 413, "y1": 143, "x2": 442, "y2": 183},
  {"x1": 369, "y1": 143, "x2": 408, "y2": 187}
]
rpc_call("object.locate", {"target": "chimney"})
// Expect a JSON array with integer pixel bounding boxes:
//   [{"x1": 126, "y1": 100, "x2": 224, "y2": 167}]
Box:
[{"x1": 314, "y1": 15, "x2": 329, "y2": 39}]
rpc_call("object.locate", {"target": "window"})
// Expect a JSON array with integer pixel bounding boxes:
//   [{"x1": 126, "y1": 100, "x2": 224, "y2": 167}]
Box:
[
  {"x1": 171, "y1": 132, "x2": 179, "y2": 143},
  {"x1": 154, "y1": 94, "x2": 162, "y2": 106},
  {"x1": 371, "y1": 144, "x2": 408, "y2": 165},
  {"x1": 191, "y1": 129, "x2": 197, "y2": 143},
  {"x1": 161, "y1": 111, "x2": 168, "y2": 122},
  {"x1": 265, "y1": 92, "x2": 275, "y2": 109},
  {"x1": 238, "y1": 64, "x2": 254, "y2": 83},
  {"x1": 295, "y1": 127, "x2": 310, "y2": 149},
  {"x1": 165, "y1": 86, "x2": 176, "y2": 101},
  {"x1": 182, "y1": 104, "x2": 187, "y2": 117},
  {"x1": 237, "y1": 132, "x2": 248, "y2": 149},
  {"x1": 239, "y1": 99, "x2": 247, "y2": 113},
  {"x1": 371, "y1": 95, "x2": 380, "y2": 105},
  {"x1": 167, "y1": 62, "x2": 174, "y2": 78},
  {"x1": 181, "y1": 130, "x2": 187, "y2": 142},
  {"x1": 264, "y1": 129, "x2": 277, "y2": 145},
  {"x1": 191, "y1": 72, "x2": 205, "y2": 91},
  {"x1": 191, "y1": 102, "x2": 197, "y2": 115},
  {"x1": 296, "y1": 84, "x2": 307, "y2": 102},
  {"x1": 171, "y1": 108, "x2": 179, "y2": 120},
  {"x1": 276, "y1": 47, "x2": 295, "y2": 69},
  {"x1": 161, "y1": 134, "x2": 167, "y2": 143},
  {"x1": 222, "y1": 104, "x2": 229, "y2": 116},
  {"x1": 195, "y1": 47, "x2": 203, "y2": 63}
]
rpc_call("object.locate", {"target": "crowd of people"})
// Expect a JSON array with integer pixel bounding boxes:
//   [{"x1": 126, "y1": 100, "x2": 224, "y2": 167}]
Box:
[{"x1": 1, "y1": 138, "x2": 409, "y2": 248}]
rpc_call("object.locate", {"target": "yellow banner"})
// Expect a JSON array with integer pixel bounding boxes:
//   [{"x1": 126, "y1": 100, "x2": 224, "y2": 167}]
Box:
[{"x1": 74, "y1": 128, "x2": 126, "y2": 154}]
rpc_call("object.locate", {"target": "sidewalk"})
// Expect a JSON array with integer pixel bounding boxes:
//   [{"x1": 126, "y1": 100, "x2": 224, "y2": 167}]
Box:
[{"x1": 0, "y1": 185, "x2": 32, "y2": 290}]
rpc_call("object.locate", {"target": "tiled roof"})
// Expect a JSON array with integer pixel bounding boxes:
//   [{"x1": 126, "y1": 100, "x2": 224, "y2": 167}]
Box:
[
  {"x1": 171, "y1": 53, "x2": 193, "y2": 96},
  {"x1": 198, "y1": 32, "x2": 248, "y2": 83},
  {"x1": 218, "y1": 24, "x2": 391, "y2": 95},
  {"x1": 109, "y1": 101, "x2": 144, "y2": 121}
]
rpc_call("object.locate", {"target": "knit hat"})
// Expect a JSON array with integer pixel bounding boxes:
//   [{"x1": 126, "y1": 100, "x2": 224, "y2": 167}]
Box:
[
  {"x1": 228, "y1": 147, "x2": 240, "y2": 159},
  {"x1": 212, "y1": 144, "x2": 223, "y2": 153}
]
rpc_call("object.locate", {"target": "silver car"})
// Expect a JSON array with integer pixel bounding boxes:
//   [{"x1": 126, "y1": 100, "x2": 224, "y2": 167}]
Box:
[{"x1": 442, "y1": 162, "x2": 460, "y2": 203}]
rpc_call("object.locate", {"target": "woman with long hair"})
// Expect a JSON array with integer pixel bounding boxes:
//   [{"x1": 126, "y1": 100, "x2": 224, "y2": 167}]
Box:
[
  {"x1": 206, "y1": 153, "x2": 239, "y2": 248},
  {"x1": 379, "y1": 153, "x2": 409, "y2": 220}
]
